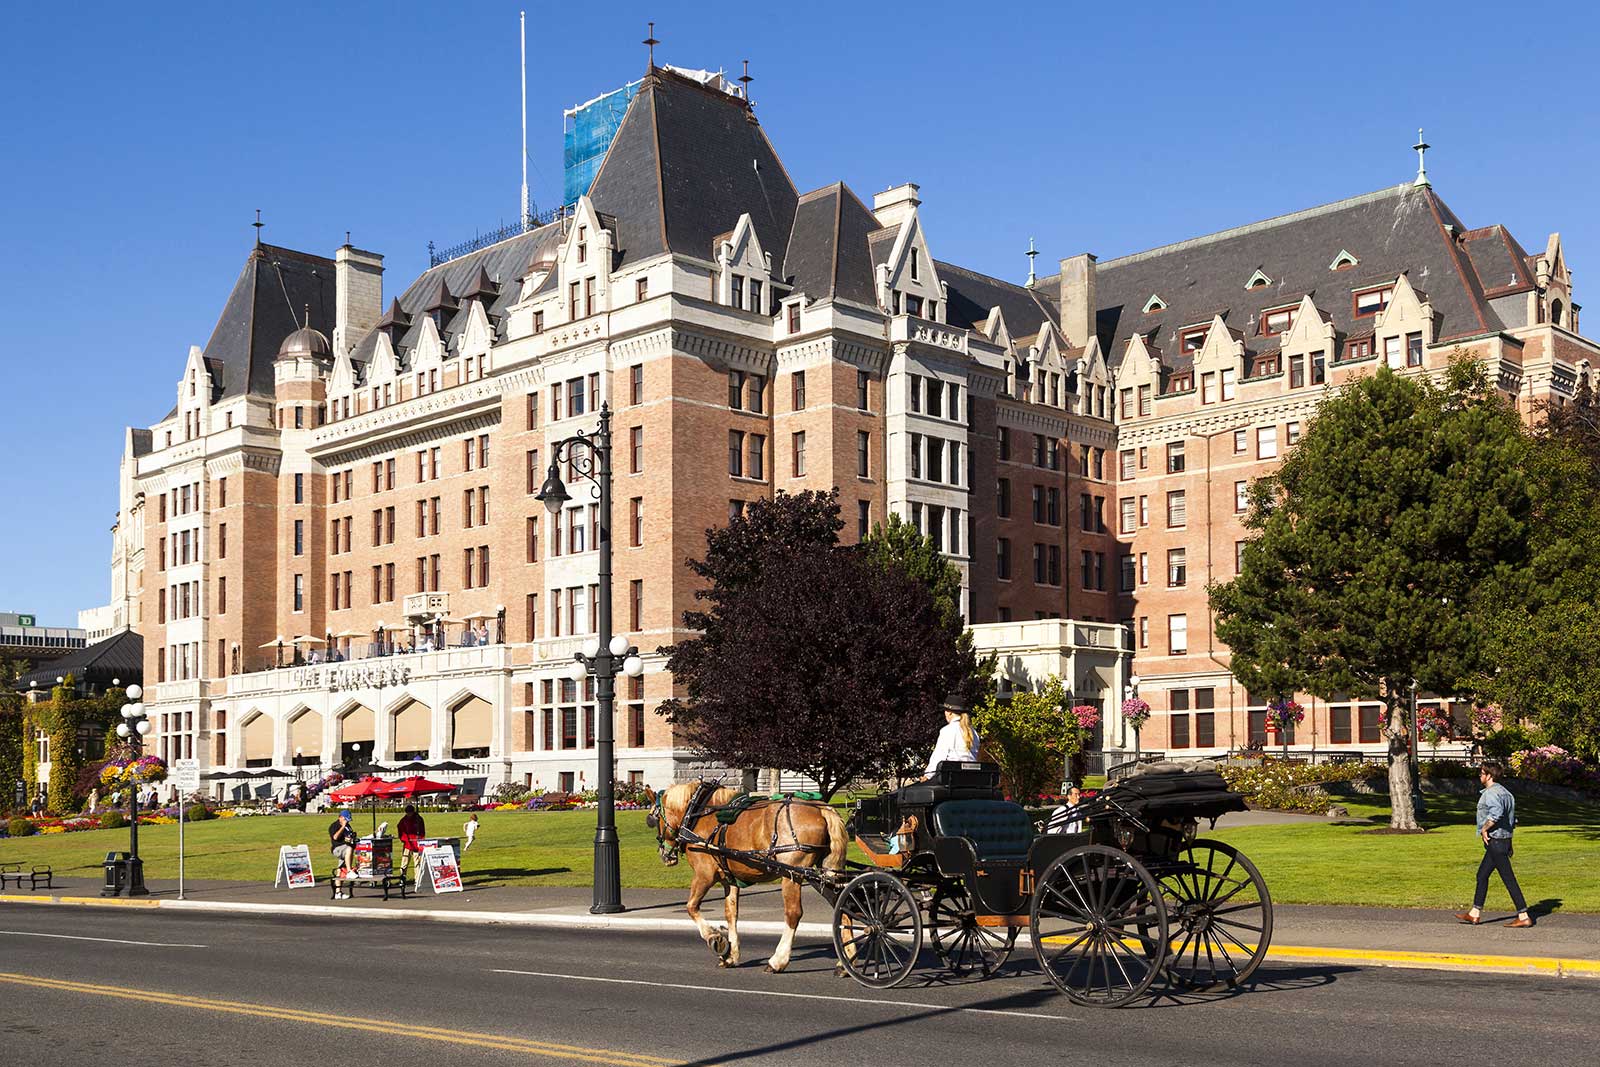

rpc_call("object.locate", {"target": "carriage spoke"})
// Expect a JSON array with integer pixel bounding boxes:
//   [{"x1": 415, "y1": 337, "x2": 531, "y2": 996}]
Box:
[{"x1": 1204, "y1": 855, "x2": 1240, "y2": 903}]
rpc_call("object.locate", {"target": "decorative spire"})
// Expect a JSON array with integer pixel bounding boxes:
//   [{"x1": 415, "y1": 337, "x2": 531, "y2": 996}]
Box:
[
  {"x1": 303, "y1": 303, "x2": 311, "y2": 329},
  {"x1": 1412, "y1": 128, "x2": 1431, "y2": 188},
  {"x1": 643, "y1": 21, "x2": 658, "y2": 69},
  {"x1": 1025, "y1": 237, "x2": 1039, "y2": 289},
  {"x1": 252, "y1": 209, "x2": 263, "y2": 247},
  {"x1": 738, "y1": 59, "x2": 753, "y2": 98}
]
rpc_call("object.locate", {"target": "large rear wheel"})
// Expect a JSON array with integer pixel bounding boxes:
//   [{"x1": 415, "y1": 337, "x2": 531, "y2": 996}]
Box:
[
  {"x1": 832, "y1": 871, "x2": 923, "y2": 989},
  {"x1": 928, "y1": 883, "x2": 1017, "y2": 978},
  {"x1": 1156, "y1": 839, "x2": 1272, "y2": 991},
  {"x1": 1030, "y1": 845, "x2": 1167, "y2": 1007}
]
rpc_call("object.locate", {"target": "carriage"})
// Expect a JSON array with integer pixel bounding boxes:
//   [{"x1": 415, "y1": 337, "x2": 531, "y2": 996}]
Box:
[{"x1": 828, "y1": 761, "x2": 1273, "y2": 1006}]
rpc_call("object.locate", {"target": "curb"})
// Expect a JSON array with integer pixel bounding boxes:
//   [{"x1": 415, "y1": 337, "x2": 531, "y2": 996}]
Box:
[{"x1": 6, "y1": 893, "x2": 1598, "y2": 979}]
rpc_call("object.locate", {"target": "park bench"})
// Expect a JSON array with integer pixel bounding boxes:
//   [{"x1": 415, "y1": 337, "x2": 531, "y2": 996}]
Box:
[
  {"x1": 0, "y1": 863, "x2": 53, "y2": 890},
  {"x1": 328, "y1": 871, "x2": 409, "y2": 901}
]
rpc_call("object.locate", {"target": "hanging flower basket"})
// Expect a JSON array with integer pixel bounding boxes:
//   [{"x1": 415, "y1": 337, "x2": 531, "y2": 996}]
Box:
[
  {"x1": 100, "y1": 754, "x2": 168, "y2": 790},
  {"x1": 1265, "y1": 698, "x2": 1304, "y2": 734},
  {"x1": 1120, "y1": 698, "x2": 1151, "y2": 731},
  {"x1": 1070, "y1": 704, "x2": 1101, "y2": 731}
]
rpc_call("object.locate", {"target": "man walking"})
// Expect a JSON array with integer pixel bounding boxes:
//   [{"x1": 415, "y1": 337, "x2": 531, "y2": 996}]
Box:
[{"x1": 1456, "y1": 760, "x2": 1533, "y2": 927}]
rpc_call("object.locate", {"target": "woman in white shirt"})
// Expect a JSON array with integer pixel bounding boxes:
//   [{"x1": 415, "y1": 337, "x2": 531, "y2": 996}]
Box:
[{"x1": 924, "y1": 709, "x2": 980, "y2": 779}]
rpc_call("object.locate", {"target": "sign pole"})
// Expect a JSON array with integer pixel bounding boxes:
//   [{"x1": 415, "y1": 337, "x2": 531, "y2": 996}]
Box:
[
  {"x1": 179, "y1": 791, "x2": 185, "y2": 900},
  {"x1": 172, "y1": 758, "x2": 201, "y2": 902}
]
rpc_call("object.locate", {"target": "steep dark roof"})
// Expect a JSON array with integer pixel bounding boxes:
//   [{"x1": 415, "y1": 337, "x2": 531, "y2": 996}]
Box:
[
  {"x1": 587, "y1": 66, "x2": 798, "y2": 272},
  {"x1": 13, "y1": 630, "x2": 143, "y2": 694},
  {"x1": 783, "y1": 183, "x2": 879, "y2": 307},
  {"x1": 1092, "y1": 184, "x2": 1504, "y2": 373},
  {"x1": 202, "y1": 244, "x2": 336, "y2": 397},
  {"x1": 1461, "y1": 224, "x2": 1535, "y2": 295},
  {"x1": 939, "y1": 260, "x2": 1056, "y2": 339}
]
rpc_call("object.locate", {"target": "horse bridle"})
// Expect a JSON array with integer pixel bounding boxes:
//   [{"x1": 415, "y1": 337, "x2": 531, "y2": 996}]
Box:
[{"x1": 652, "y1": 780, "x2": 720, "y2": 861}]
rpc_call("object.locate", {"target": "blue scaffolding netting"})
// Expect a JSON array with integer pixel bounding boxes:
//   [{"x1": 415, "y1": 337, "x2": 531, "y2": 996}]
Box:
[{"x1": 563, "y1": 80, "x2": 639, "y2": 206}]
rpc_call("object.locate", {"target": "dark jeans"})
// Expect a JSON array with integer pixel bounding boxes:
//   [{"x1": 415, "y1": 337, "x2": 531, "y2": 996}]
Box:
[{"x1": 1474, "y1": 837, "x2": 1527, "y2": 912}]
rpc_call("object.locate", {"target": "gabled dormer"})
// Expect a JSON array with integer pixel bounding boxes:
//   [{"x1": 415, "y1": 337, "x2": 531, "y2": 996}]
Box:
[
  {"x1": 716, "y1": 212, "x2": 773, "y2": 314},
  {"x1": 1115, "y1": 333, "x2": 1163, "y2": 417},
  {"x1": 872, "y1": 186, "x2": 945, "y2": 323},
  {"x1": 1075, "y1": 337, "x2": 1111, "y2": 419},
  {"x1": 1373, "y1": 273, "x2": 1437, "y2": 367},
  {"x1": 175, "y1": 345, "x2": 215, "y2": 443},
  {"x1": 1536, "y1": 233, "x2": 1575, "y2": 330},
  {"x1": 559, "y1": 196, "x2": 614, "y2": 324},
  {"x1": 1190, "y1": 314, "x2": 1245, "y2": 403},
  {"x1": 328, "y1": 348, "x2": 356, "y2": 398},
  {"x1": 364, "y1": 328, "x2": 401, "y2": 409}
]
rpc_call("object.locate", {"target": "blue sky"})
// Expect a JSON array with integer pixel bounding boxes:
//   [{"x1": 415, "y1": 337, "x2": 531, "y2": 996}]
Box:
[{"x1": 2, "y1": 1, "x2": 1596, "y2": 627}]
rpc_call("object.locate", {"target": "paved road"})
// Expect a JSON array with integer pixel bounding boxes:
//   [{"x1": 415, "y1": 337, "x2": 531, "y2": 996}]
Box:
[{"x1": 0, "y1": 905, "x2": 1592, "y2": 1066}]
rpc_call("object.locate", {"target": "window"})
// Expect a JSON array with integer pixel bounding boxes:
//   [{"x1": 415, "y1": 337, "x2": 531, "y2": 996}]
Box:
[
  {"x1": 1359, "y1": 705, "x2": 1383, "y2": 744},
  {"x1": 857, "y1": 431, "x2": 870, "y2": 478},
  {"x1": 218, "y1": 576, "x2": 226, "y2": 614},
  {"x1": 1168, "y1": 614, "x2": 1188, "y2": 654},
  {"x1": 749, "y1": 279, "x2": 762, "y2": 313},
  {"x1": 630, "y1": 579, "x2": 644, "y2": 631},
  {"x1": 1120, "y1": 554, "x2": 1135, "y2": 592},
  {"x1": 857, "y1": 371, "x2": 870, "y2": 411},
  {"x1": 1137, "y1": 384, "x2": 1152, "y2": 416},
  {"x1": 1236, "y1": 540, "x2": 1247, "y2": 574},
  {"x1": 1406, "y1": 332, "x2": 1423, "y2": 367},
  {"x1": 996, "y1": 479, "x2": 1010, "y2": 518},
  {"x1": 218, "y1": 524, "x2": 226, "y2": 559},
  {"x1": 1078, "y1": 492, "x2": 1093, "y2": 531},
  {"x1": 792, "y1": 432, "x2": 806, "y2": 477},
  {"x1": 749, "y1": 434, "x2": 765, "y2": 480},
  {"x1": 293, "y1": 473, "x2": 304, "y2": 503},
  {"x1": 1220, "y1": 368, "x2": 1236, "y2": 402},
  {"x1": 630, "y1": 497, "x2": 643, "y2": 546},
  {"x1": 1119, "y1": 497, "x2": 1136, "y2": 533},
  {"x1": 1139, "y1": 495, "x2": 1149, "y2": 526},
  {"x1": 1138, "y1": 617, "x2": 1150, "y2": 648},
  {"x1": 1119, "y1": 388, "x2": 1133, "y2": 419},
  {"x1": 787, "y1": 303, "x2": 801, "y2": 334},
  {"x1": 858, "y1": 500, "x2": 870, "y2": 539},
  {"x1": 1171, "y1": 712, "x2": 1191, "y2": 749},
  {"x1": 1033, "y1": 543, "x2": 1045, "y2": 583},
  {"x1": 1345, "y1": 337, "x2": 1373, "y2": 361},
  {"x1": 728, "y1": 431, "x2": 744, "y2": 477},
  {"x1": 1257, "y1": 426, "x2": 1278, "y2": 460},
  {"x1": 1166, "y1": 490, "x2": 1186, "y2": 527},
  {"x1": 1167, "y1": 548, "x2": 1187, "y2": 587},
  {"x1": 731, "y1": 275, "x2": 743, "y2": 309},
  {"x1": 1119, "y1": 449, "x2": 1134, "y2": 480},
  {"x1": 636, "y1": 277, "x2": 648, "y2": 302},
  {"x1": 630, "y1": 426, "x2": 644, "y2": 473},
  {"x1": 293, "y1": 520, "x2": 304, "y2": 556},
  {"x1": 1262, "y1": 306, "x2": 1296, "y2": 336},
  {"x1": 1166, "y1": 441, "x2": 1185, "y2": 473},
  {"x1": 926, "y1": 437, "x2": 942, "y2": 482},
  {"x1": 998, "y1": 427, "x2": 1010, "y2": 461},
  {"x1": 926, "y1": 378, "x2": 941, "y2": 418},
  {"x1": 293, "y1": 574, "x2": 304, "y2": 613},
  {"x1": 1180, "y1": 326, "x2": 1207, "y2": 353},
  {"x1": 218, "y1": 477, "x2": 227, "y2": 507},
  {"x1": 1331, "y1": 706, "x2": 1352, "y2": 744},
  {"x1": 584, "y1": 276, "x2": 595, "y2": 317},
  {"x1": 911, "y1": 433, "x2": 923, "y2": 479},
  {"x1": 533, "y1": 309, "x2": 544, "y2": 334},
  {"x1": 1286, "y1": 421, "x2": 1301, "y2": 446},
  {"x1": 728, "y1": 370, "x2": 745, "y2": 410},
  {"x1": 1201, "y1": 373, "x2": 1217, "y2": 405},
  {"x1": 749, "y1": 375, "x2": 765, "y2": 414},
  {"x1": 630, "y1": 365, "x2": 644, "y2": 405},
  {"x1": 1049, "y1": 545, "x2": 1061, "y2": 586},
  {"x1": 1289, "y1": 353, "x2": 1305, "y2": 389},
  {"x1": 1383, "y1": 335, "x2": 1402, "y2": 367},
  {"x1": 996, "y1": 538, "x2": 1011, "y2": 580},
  {"x1": 1354, "y1": 285, "x2": 1393, "y2": 317},
  {"x1": 792, "y1": 370, "x2": 806, "y2": 410},
  {"x1": 1235, "y1": 480, "x2": 1249, "y2": 513},
  {"x1": 1081, "y1": 550, "x2": 1094, "y2": 590},
  {"x1": 526, "y1": 516, "x2": 540, "y2": 562}
]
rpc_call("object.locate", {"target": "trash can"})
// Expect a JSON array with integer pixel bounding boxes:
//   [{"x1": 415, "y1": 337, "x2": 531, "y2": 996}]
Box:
[{"x1": 102, "y1": 852, "x2": 131, "y2": 897}]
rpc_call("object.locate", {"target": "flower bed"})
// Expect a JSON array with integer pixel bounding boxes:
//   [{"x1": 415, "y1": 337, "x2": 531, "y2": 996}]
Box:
[{"x1": 1510, "y1": 746, "x2": 1600, "y2": 795}]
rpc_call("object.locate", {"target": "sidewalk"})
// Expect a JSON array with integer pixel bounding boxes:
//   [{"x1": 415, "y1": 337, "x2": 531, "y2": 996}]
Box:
[{"x1": 6, "y1": 875, "x2": 1598, "y2": 978}]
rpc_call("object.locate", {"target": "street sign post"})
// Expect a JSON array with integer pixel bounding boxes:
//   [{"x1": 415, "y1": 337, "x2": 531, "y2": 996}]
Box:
[{"x1": 172, "y1": 758, "x2": 201, "y2": 900}]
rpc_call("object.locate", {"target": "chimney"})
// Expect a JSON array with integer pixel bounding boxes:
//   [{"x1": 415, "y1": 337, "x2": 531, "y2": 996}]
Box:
[
  {"x1": 335, "y1": 244, "x2": 385, "y2": 355},
  {"x1": 1060, "y1": 252, "x2": 1097, "y2": 349},
  {"x1": 872, "y1": 183, "x2": 922, "y2": 233}
]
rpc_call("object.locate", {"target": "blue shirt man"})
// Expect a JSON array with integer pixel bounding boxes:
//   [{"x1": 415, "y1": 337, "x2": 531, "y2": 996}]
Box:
[{"x1": 1456, "y1": 761, "x2": 1532, "y2": 927}]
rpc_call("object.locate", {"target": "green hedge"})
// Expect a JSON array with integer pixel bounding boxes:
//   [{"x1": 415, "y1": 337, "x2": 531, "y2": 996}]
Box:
[{"x1": 1220, "y1": 761, "x2": 1381, "y2": 813}]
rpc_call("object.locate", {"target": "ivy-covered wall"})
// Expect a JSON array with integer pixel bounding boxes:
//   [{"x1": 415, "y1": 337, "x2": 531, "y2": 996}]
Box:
[{"x1": 4, "y1": 676, "x2": 127, "y2": 815}]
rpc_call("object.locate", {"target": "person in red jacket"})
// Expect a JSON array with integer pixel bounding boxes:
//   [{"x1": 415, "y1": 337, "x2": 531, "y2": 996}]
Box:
[{"x1": 397, "y1": 804, "x2": 426, "y2": 876}]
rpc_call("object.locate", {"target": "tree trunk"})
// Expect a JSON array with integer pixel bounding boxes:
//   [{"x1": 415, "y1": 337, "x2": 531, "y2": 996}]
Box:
[{"x1": 1385, "y1": 693, "x2": 1420, "y2": 830}]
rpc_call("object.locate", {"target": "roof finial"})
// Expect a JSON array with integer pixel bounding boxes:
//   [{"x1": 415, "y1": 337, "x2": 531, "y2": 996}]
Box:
[
  {"x1": 1025, "y1": 237, "x2": 1039, "y2": 289},
  {"x1": 643, "y1": 21, "x2": 658, "y2": 69},
  {"x1": 1412, "y1": 128, "x2": 1431, "y2": 188},
  {"x1": 345, "y1": 230, "x2": 352, "y2": 247},
  {"x1": 253, "y1": 209, "x2": 263, "y2": 247},
  {"x1": 303, "y1": 303, "x2": 311, "y2": 329},
  {"x1": 738, "y1": 59, "x2": 753, "y2": 96}
]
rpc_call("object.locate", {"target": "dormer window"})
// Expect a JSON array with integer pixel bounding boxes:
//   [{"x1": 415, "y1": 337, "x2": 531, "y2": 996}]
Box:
[
  {"x1": 1245, "y1": 270, "x2": 1272, "y2": 291},
  {"x1": 1180, "y1": 326, "x2": 1208, "y2": 353},
  {"x1": 910, "y1": 248, "x2": 920, "y2": 282},
  {"x1": 1329, "y1": 249, "x2": 1359, "y2": 271},
  {"x1": 577, "y1": 226, "x2": 588, "y2": 264},
  {"x1": 1142, "y1": 294, "x2": 1167, "y2": 314},
  {"x1": 750, "y1": 279, "x2": 763, "y2": 313},
  {"x1": 1354, "y1": 285, "x2": 1393, "y2": 317},
  {"x1": 906, "y1": 294, "x2": 923, "y2": 317},
  {"x1": 1261, "y1": 306, "x2": 1296, "y2": 337},
  {"x1": 731, "y1": 275, "x2": 744, "y2": 309},
  {"x1": 892, "y1": 290, "x2": 903, "y2": 315}
]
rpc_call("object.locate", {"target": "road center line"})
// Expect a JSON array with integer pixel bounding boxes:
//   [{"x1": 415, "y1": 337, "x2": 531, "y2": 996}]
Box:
[
  {"x1": 490, "y1": 968, "x2": 1075, "y2": 1021},
  {"x1": 0, "y1": 930, "x2": 207, "y2": 948}
]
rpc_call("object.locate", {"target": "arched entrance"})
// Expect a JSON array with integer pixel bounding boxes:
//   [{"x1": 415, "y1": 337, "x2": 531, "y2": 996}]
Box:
[
  {"x1": 390, "y1": 699, "x2": 432, "y2": 762},
  {"x1": 240, "y1": 712, "x2": 274, "y2": 768},
  {"x1": 449, "y1": 695, "x2": 492, "y2": 759},
  {"x1": 337, "y1": 704, "x2": 374, "y2": 770}
]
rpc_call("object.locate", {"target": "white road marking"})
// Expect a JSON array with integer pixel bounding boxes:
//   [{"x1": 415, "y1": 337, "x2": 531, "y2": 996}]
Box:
[
  {"x1": 491, "y1": 968, "x2": 1074, "y2": 1021},
  {"x1": 0, "y1": 930, "x2": 207, "y2": 948}
]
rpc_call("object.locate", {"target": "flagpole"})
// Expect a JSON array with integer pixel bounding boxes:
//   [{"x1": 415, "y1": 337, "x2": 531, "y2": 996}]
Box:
[{"x1": 520, "y1": 10, "x2": 529, "y2": 228}]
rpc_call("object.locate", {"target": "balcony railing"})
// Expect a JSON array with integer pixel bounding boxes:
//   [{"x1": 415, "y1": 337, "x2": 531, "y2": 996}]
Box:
[{"x1": 226, "y1": 643, "x2": 512, "y2": 697}]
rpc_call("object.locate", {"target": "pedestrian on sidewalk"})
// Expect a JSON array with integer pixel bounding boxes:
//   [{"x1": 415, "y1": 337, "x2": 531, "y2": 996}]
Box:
[
  {"x1": 462, "y1": 812, "x2": 479, "y2": 851},
  {"x1": 1456, "y1": 760, "x2": 1533, "y2": 928},
  {"x1": 398, "y1": 804, "x2": 426, "y2": 876}
]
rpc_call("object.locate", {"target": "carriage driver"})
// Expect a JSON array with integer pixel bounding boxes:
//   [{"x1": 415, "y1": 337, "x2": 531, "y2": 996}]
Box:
[{"x1": 924, "y1": 708, "x2": 980, "y2": 779}]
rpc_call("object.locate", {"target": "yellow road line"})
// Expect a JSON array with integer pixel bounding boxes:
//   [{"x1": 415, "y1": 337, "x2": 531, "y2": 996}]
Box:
[
  {"x1": 0, "y1": 894, "x2": 160, "y2": 907},
  {"x1": 0, "y1": 971, "x2": 687, "y2": 1066}
]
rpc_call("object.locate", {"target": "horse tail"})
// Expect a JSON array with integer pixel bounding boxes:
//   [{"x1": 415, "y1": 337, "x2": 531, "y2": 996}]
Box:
[{"x1": 818, "y1": 803, "x2": 849, "y2": 871}]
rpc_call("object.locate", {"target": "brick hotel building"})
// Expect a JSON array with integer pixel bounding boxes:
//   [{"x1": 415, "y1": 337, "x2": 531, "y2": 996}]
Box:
[{"x1": 100, "y1": 64, "x2": 1595, "y2": 793}]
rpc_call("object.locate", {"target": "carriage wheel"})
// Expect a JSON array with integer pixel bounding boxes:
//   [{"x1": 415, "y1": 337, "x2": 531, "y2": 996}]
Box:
[
  {"x1": 832, "y1": 870, "x2": 923, "y2": 989},
  {"x1": 1030, "y1": 845, "x2": 1167, "y2": 1008},
  {"x1": 1157, "y1": 839, "x2": 1273, "y2": 991},
  {"x1": 928, "y1": 884, "x2": 1017, "y2": 978}
]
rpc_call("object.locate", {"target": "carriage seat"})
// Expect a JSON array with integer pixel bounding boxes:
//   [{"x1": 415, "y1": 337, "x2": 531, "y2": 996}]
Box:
[{"x1": 930, "y1": 800, "x2": 1035, "y2": 863}]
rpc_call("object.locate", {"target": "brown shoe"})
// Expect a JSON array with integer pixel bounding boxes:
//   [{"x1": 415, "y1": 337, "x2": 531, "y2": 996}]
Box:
[
  {"x1": 1508, "y1": 917, "x2": 1534, "y2": 928},
  {"x1": 1454, "y1": 911, "x2": 1481, "y2": 925}
]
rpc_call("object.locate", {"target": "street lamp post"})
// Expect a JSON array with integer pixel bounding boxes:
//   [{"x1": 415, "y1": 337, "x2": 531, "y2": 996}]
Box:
[
  {"x1": 115, "y1": 685, "x2": 150, "y2": 896},
  {"x1": 537, "y1": 403, "x2": 646, "y2": 914}
]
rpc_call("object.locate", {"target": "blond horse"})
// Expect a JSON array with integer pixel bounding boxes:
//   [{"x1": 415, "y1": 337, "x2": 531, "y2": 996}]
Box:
[{"x1": 652, "y1": 781, "x2": 848, "y2": 972}]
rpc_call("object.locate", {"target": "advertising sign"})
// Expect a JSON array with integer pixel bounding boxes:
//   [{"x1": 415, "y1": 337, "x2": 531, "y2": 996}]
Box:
[
  {"x1": 421, "y1": 845, "x2": 463, "y2": 893},
  {"x1": 275, "y1": 844, "x2": 316, "y2": 889}
]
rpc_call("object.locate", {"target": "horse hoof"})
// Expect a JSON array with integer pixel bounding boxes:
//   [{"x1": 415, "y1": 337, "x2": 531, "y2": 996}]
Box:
[
  {"x1": 708, "y1": 932, "x2": 730, "y2": 958},
  {"x1": 833, "y1": 964, "x2": 848, "y2": 978}
]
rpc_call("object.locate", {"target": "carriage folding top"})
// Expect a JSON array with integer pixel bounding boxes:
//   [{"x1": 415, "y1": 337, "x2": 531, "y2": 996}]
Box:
[{"x1": 833, "y1": 760, "x2": 1272, "y2": 1005}]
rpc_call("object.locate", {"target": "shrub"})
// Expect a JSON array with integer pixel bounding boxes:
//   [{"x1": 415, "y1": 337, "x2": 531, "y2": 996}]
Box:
[
  {"x1": 7, "y1": 816, "x2": 37, "y2": 837},
  {"x1": 1481, "y1": 723, "x2": 1547, "y2": 761},
  {"x1": 1509, "y1": 746, "x2": 1600, "y2": 794},
  {"x1": 99, "y1": 810, "x2": 127, "y2": 829},
  {"x1": 182, "y1": 804, "x2": 217, "y2": 822},
  {"x1": 1220, "y1": 761, "x2": 1381, "y2": 813}
]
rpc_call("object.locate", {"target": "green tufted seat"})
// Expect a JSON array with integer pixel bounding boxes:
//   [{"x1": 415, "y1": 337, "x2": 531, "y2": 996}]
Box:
[{"x1": 930, "y1": 800, "x2": 1035, "y2": 863}]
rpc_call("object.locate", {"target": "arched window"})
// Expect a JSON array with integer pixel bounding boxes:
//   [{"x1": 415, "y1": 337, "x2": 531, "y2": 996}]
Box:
[{"x1": 1551, "y1": 298, "x2": 1565, "y2": 327}]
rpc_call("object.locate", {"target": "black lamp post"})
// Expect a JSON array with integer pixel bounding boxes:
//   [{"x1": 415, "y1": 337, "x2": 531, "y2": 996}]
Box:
[
  {"x1": 114, "y1": 685, "x2": 150, "y2": 896},
  {"x1": 537, "y1": 402, "x2": 645, "y2": 914}
]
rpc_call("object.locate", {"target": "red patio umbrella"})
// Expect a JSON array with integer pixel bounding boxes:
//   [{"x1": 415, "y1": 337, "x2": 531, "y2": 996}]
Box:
[
  {"x1": 383, "y1": 776, "x2": 455, "y2": 799},
  {"x1": 327, "y1": 776, "x2": 395, "y2": 835}
]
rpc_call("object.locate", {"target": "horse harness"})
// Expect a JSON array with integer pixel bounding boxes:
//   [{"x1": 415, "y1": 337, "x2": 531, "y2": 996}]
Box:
[{"x1": 659, "y1": 781, "x2": 831, "y2": 887}]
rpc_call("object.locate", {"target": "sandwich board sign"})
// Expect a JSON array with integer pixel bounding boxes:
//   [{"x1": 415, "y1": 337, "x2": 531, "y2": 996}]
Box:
[
  {"x1": 421, "y1": 844, "x2": 463, "y2": 893},
  {"x1": 274, "y1": 844, "x2": 316, "y2": 889}
]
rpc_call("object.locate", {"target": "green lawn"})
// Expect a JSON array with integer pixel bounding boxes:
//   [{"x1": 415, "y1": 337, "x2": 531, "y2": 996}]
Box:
[
  {"x1": 1209, "y1": 792, "x2": 1600, "y2": 912},
  {"x1": 5, "y1": 793, "x2": 1596, "y2": 911}
]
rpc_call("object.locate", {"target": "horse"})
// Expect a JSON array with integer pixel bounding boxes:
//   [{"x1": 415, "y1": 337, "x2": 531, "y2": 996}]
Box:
[{"x1": 650, "y1": 780, "x2": 848, "y2": 972}]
